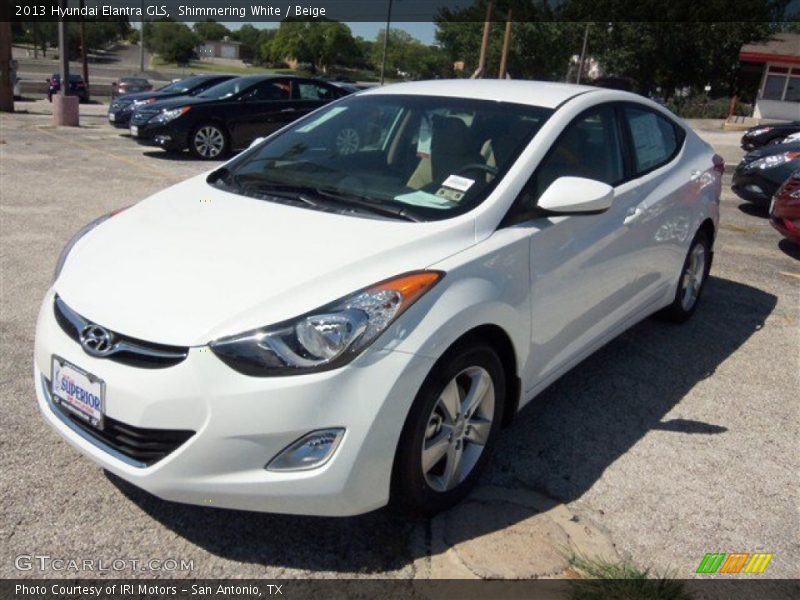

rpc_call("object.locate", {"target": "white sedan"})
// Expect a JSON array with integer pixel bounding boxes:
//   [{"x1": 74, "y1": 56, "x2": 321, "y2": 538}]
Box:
[{"x1": 34, "y1": 80, "x2": 722, "y2": 516}]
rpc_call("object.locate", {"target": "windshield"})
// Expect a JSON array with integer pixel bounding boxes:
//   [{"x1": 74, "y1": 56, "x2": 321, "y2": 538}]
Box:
[
  {"x1": 197, "y1": 77, "x2": 259, "y2": 100},
  {"x1": 219, "y1": 94, "x2": 552, "y2": 221},
  {"x1": 159, "y1": 75, "x2": 206, "y2": 94}
]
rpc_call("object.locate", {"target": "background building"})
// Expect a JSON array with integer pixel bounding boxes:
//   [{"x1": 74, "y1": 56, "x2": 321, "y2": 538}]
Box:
[{"x1": 739, "y1": 33, "x2": 800, "y2": 121}]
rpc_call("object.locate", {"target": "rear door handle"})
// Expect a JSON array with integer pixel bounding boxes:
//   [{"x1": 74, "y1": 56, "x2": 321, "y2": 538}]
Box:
[{"x1": 623, "y1": 207, "x2": 643, "y2": 225}]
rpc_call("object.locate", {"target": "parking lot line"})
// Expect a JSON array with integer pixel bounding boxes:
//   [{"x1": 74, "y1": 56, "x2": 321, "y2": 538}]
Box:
[{"x1": 35, "y1": 126, "x2": 181, "y2": 181}]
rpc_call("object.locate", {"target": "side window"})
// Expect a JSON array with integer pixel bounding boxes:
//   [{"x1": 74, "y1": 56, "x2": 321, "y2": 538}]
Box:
[
  {"x1": 536, "y1": 105, "x2": 624, "y2": 197},
  {"x1": 623, "y1": 107, "x2": 682, "y2": 174},
  {"x1": 243, "y1": 80, "x2": 291, "y2": 102},
  {"x1": 295, "y1": 82, "x2": 336, "y2": 101}
]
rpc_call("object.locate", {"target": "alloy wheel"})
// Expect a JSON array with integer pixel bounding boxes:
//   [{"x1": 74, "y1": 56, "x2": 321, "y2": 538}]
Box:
[
  {"x1": 193, "y1": 126, "x2": 225, "y2": 159},
  {"x1": 421, "y1": 366, "x2": 495, "y2": 492},
  {"x1": 681, "y1": 243, "x2": 706, "y2": 311},
  {"x1": 335, "y1": 128, "x2": 360, "y2": 155}
]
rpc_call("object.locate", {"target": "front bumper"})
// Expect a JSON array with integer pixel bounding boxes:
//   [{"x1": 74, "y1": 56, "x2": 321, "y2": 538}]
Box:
[
  {"x1": 131, "y1": 122, "x2": 189, "y2": 151},
  {"x1": 731, "y1": 168, "x2": 779, "y2": 204},
  {"x1": 34, "y1": 290, "x2": 434, "y2": 516}
]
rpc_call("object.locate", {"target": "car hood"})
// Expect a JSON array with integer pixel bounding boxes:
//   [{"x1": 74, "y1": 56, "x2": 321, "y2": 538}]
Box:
[
  {"x1": 55, "y1": 175, "x2": 475, "y2": 346},
  {"x1": 742, "y1": 141, "x2": 800, "y2": 161},
  {"x1": 113, "y1": 90, "x2": 185, "y2": 105},
  {"x1": 146, "y1": 95, "x2": 216, "y2": 112}
]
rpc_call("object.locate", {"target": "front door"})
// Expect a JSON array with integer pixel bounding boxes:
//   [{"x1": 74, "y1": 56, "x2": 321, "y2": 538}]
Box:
[
  {"x1": 228, "y1": 79, "x2": 293, "y2": 148},
  {"x1": 514, "y1": 104, "x2": 657, "y2": 387}
]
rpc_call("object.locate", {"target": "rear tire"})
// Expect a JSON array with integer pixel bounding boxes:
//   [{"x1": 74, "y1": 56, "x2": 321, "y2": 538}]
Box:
[
  {"x1": 657, "y1": 230, "x2": 711, "y2": 323},
  {"x1": 391, "y1": 344, "x2": 505, "y2": 516},
  {"x1": 189, "y1": 123, "x2": 229, "y2": 160}
]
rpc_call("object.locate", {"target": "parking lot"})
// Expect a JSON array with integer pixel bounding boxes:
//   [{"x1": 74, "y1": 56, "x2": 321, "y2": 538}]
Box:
[{"x1": 0, "y1": 100, "x2": 798, "y2": 581}]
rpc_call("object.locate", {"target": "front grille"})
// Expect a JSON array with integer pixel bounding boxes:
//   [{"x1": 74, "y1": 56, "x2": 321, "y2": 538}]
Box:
[
  {"x1": 44, "y1": 377, "x2": 194, "y2": 467},
  {"x1": 54, "y1": 295, "x2": 189, "y2": 369},
  {"x1": 131, "y1": 109, "x2": 158, "y2": 126}
]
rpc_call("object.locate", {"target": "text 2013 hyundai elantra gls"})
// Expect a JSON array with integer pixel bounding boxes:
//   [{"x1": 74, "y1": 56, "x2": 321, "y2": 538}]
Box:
[{"x1": 35, "y1": 80, "x2": 722, "y2": 516}]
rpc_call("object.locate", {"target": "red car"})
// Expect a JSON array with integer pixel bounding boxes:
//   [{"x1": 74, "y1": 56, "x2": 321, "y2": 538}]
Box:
[{"x1": 770, "y1": 170, "x2": 800, "y2": 245}]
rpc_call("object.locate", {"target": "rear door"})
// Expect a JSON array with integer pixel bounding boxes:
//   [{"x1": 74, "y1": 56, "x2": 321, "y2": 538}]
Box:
[{"x1": 226, "y1": 79, "x2": 293, "y2": 148}]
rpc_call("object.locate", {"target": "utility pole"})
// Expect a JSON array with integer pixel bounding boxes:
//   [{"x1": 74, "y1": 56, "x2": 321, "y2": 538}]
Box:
[
  {"x1": 0, "y1": 20, "x2": 13, "y2": 112},
  {"x1": 576, "y1": 23, "x2": 590, "y2": 84},
  {"x1": 379, "y1": 0, "x2": 394, "y2": 85},
  {"x1": 58, "y1": 6, "x2": 69, "y2": 97},
  {"x1": 471, "y1": 1, "x2": 493, "y2": 79},
  {"x1": 139, "y1": 0, "x2": 145, "y2": 72},
  {"x1": 79, "y1": 0, "x2": 90, "y2": 101},
  {"x1": 498, "y1": 9, "x2": 512, "y2": 79},
  {"x1": 54, "y1": 0, "x2": 79, "y2": 125}
]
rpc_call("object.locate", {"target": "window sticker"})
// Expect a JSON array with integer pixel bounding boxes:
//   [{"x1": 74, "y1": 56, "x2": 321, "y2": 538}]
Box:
[
  {"x1": 296, "y1": 106, "x2": 348, "y2": 133},
  {"x1": 442, "y1": 174, "x2": 475, "y2": 192},
  {"x1": 394, "y1": 190, "x2": 457, "y2": 210},
  {"x1": 628, "y1": 111, "x2": 666, "y2": 169},
  {"x1": 416, "y1": 116, "x2": 432, "y2": 157}
]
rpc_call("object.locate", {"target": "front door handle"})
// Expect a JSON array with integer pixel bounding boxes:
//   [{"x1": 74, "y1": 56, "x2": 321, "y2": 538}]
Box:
[
  {"x1": 281, "y1": 107, "x2": 296, "y2": 113},
  {"x1": 623, "y1": 207, "x2": 643, "y2": 225}
]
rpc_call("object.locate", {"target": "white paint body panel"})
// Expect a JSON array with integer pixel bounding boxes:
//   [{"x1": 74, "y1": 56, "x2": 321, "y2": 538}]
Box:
[{"x1": 35, "y1": 80, "x2": 721, "y2": 515}]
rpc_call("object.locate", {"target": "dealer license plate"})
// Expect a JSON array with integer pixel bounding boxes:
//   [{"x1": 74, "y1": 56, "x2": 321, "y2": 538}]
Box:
[{"x1": 51, "y1": 356, "x2": 105, "y2": 430}]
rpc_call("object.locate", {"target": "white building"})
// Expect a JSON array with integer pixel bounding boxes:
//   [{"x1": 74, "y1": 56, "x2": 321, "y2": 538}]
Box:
[{"x1": 739, "y1": 33, "x2": 800, "y2": 121}]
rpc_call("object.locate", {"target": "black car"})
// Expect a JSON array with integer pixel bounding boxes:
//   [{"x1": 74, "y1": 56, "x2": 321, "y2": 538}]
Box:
[
  {"x1": 740, "y1": 121, "x2": 800, "y2": 151},
  {"x1": 129, "y1": 76, "x2": 350, "y2": 159},
  {"x1": 732, "y1": 141, "x2": 800, "y2": 204},
  {"x1": 107, "y1": 75, "x2": 235, "y2": 128},
  {"x1": 47, "y1": 74, "x2": 88, "y2": 103}
]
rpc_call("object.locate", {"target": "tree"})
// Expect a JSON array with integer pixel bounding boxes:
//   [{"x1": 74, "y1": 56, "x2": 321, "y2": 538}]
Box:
[
  {"x1": 373, "y1": 29, "x2": 450, "y2": 80},
  {"x1": 269, "y1": 20, "x2": 360, "y2": 73},
  {"x1": 232, "y1": 24, "x2": 262, "y2": 61},
  {"x1": 193, "y1": 20, "x2": 231, "y2": 42},
  {"x1": 148, "y1": 21, "x2": 198, "y2": 65}
]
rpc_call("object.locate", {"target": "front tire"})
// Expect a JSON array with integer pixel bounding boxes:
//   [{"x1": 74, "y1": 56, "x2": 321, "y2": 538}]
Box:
[
  {"x1": 657, "y1": 230, "x2": 711, "y2": 323},
  {"x1": 189, "y1": 123, "x2": 229, "y2": 160},
  {"x1": 392, "y1": 344, "x2": 505, "y2": 516}
]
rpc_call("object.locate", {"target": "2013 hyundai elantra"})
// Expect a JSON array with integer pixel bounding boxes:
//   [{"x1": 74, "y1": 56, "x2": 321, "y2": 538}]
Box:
[{"x1": 35, "y1": 80, "x2": 722, "y2": 516}]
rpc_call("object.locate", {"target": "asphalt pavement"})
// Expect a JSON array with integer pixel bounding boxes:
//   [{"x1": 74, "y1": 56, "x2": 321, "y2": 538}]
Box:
[{"x1": 0, "y1": 101, "x2": 797, "y2": 581}]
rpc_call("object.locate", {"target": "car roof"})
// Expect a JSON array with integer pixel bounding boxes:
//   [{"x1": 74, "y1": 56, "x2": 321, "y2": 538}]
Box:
[{"x1": 359, "y1": 79, "x2": 602, "y2": 109}]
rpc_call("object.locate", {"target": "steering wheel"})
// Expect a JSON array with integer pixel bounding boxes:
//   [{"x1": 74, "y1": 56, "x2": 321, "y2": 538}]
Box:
[{"x1": 456, "y1": 163, "x2": 499, "y2": 177}]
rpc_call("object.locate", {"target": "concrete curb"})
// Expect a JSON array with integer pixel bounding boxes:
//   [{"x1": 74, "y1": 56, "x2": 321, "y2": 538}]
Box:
[{"x1": 412, "y1": 485, "x2": 618, "y2": 579}]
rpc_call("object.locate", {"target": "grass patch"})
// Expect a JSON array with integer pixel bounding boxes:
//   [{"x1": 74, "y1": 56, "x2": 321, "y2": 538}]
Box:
[
  {"x1": 568, "y1": 554, "x2": 692, "y2": 600},
  {"x1": 151, "y1": 58, "x2": 298, "y2": 76}
]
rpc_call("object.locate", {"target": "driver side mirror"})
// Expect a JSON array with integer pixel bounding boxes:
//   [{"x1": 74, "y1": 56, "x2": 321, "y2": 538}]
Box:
[{"x1": 537, "y1": 176, "x2": 614, "y2": 214}]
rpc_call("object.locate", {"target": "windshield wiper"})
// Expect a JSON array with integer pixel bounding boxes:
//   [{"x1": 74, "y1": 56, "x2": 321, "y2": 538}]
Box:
[{"x1": 311, "y1": 187, "x2": 421, "y2": 222}]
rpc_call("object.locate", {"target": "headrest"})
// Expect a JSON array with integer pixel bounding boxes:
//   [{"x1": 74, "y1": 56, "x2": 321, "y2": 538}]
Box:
[{"x1": 431, "y1": 115, "x2": 478, "y2": 155}]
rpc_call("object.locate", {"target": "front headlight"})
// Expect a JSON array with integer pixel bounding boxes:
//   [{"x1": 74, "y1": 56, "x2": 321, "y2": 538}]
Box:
[
  {"x1": 210, "y1": 271, "x2": 443, "y2": 376},
  {"x1": 745, "y1": 151, "x2": 800, "y2": 171},
  {"x1": 132, "y1": 97, "x2": 156, "y2": 107},
  {"x1": 152, "y1": 106, "x2": 190, "y2": 124},
  {"x1": 748, "y1": 127, "x2": 773, "y2": 137},
  {"x1": 53, "y1": 206, "x2": 129, "y2": 282}
]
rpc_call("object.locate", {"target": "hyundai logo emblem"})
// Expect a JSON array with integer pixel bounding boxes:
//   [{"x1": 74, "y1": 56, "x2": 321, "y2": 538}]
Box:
[{"x1": 79, "y1": 324, "x2": 115, "y2": 357}]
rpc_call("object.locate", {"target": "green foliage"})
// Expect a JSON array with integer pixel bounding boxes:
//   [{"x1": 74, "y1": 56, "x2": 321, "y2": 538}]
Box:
[
  {"x1": 268, "y1": 20, "x2": 361, "y2": 73},
  {"x1": 193, "y1": 20, "x2": 231, "y2": 42},
  {"x1": 372, "y1": 29, "x2": 451, "y2": 80},
  {"x1": 666, "y1": 95, "x2": 752, "y2": 119},
  {"x1": 14, "y1": 19, "x2": 131, "y2": 58},
  {"x1": 147, "y1": 21, "x2": 198, "y2": 65},
  {"x1": 435, "y1": 17, "x2": 780, "y2": 98},
  {"x1": 568, "y1": 554, "x2": 692, "y2": 600}
]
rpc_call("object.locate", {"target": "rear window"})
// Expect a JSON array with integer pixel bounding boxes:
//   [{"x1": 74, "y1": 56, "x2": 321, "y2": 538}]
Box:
[{"x1": 623, "y1": 107, "x2": 684, "y2": 174}]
